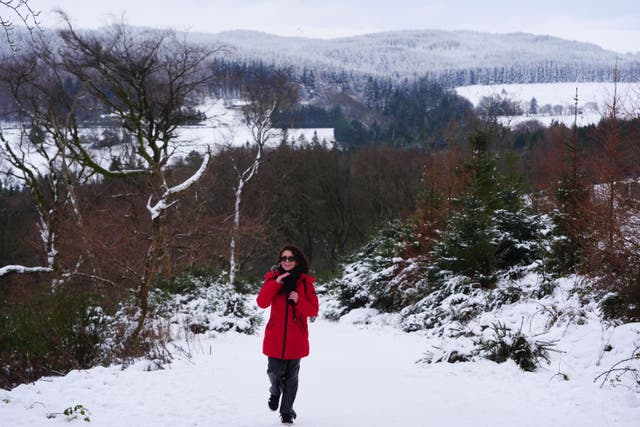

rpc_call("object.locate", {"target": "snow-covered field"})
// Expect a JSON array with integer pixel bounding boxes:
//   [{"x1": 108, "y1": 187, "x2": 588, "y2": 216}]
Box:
[
  {"x1": 0, "y1": 99, "x2": 335, "y2": 179},
  {"x1": 2, "y1": 293, "x2": 639, "y2": 427},
  {"x1": 455, "y1": 82, "x2": 640, "y2": 127}
]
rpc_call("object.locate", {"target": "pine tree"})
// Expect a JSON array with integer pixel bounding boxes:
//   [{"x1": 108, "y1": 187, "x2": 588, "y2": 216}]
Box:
[
  {"x1": 430, "y1": 130, "x2": 540, "y2": 287},
  {"x1": 529, "y1": 97, "x2": 538, "y2": 115},
  {"x1": 546, "y1": 89, "x2": 590, "y2": 275}
]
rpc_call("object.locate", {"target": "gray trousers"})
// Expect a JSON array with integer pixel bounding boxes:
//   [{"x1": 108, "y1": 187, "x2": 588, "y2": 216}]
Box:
[{"x1": 267, "y1": 357, "x2": 301, "y2": 418}]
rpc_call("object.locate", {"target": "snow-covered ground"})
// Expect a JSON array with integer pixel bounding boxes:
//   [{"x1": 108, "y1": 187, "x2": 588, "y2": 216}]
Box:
[
  {"x1": 0, "y1": 99, "x2": 335, "y2": 180},
  {"x1": 455, "y1": 82, "x2": 640, "y2": 127},
  {"x1": 2, "y1": 294, "x2": 639, "y2": 427}
]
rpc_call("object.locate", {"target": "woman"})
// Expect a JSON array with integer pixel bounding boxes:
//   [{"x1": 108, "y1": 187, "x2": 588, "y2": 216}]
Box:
[{"x1": 256, "y1": 245, "x2": 319, "y2": 426}]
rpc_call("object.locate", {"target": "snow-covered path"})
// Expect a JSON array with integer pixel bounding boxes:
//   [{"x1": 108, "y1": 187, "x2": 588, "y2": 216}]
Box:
[{"x1": 2, "y1": 314, "x2": 639, "y2": 426}]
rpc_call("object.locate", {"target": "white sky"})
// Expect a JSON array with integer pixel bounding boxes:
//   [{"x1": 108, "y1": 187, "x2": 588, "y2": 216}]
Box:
[{"x1": 24, "y1": 0, "x2": 640, "y2": 53}]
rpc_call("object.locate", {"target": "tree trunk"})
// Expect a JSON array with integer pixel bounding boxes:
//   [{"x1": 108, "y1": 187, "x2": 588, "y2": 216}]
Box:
[
  {"x1": 229, "y1": 179, "x2": 244, "y2": 285},
  {"x1": 130, "y1": 168, "x2": 172, "y2": 341},
  {"x1": 131, "y1": 210, "x2": 170, "y2": 341}
]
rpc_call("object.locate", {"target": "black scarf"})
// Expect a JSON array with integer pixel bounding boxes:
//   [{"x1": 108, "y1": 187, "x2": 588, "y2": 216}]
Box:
[{"x1": 279, "y1": 265, "x2": 303, "y2": 296}]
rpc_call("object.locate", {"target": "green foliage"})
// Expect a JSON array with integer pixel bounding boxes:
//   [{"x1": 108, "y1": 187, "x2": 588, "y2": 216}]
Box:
[
  {"x1": 47, "y1": 404, "x2": 92, "y2": 422},
  {"x1": 493, "y1": 208, "x2": 541, "y2": 272},
  {"x1": 545, "y1": 172, "x2": 590, "y2": 276},
  {"x1": 329, "y1": 221, "x2": 425, "y2": 314},
  {"x1": 273, "y1": 104, "x2": 344, "y2": 128},
  {"x1": 381, "y1": 78, "x2": 473, "y2": 146},
  {"x1": 477, "y1": 322, "x2": 557, "y2": 371},
  {"x1": 599, "y1": 281, "x2": 640, "y2": 322},
  {"x1": 154, "y1": 265, "x2": 221, "y2": 295},
  {"x1": 274, "y1": 76, "x2": 473, "y2": 147},
  {"x1": 63, "y1": 404, "x2": 92, "y2": 422},
  {"x1": 486, "y1": 285, "x2": 523, "y2": 308},
  {"x1": 0, "y1": 288, "x2": 109, "y2": 390},
  {"x1": 430, "y1": 131, "x2": 541, "y2": 287},
  {"x1": 400, "y1": 276, "x2": 479, "y2": 332},
  {"x1": 334, "y1": 117, "x2": 369, "y2": 146},
  {"x1": 431, "y1": 195, "x2": 499, "y2": 287},
  {"x1": 599, "y1": 293, "x2": 628, "y2": 320},
  {"x1": 150, "y1": 272, "x2": 263, "y2": 335}
]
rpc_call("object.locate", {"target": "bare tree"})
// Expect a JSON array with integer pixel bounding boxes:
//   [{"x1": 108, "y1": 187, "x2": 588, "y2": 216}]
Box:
[
  {"x1": 476, "y1": 91, "x2": 522, "y2": 148},
  {"x1": 0, "y1": 45, "x2": 89, "y2": 280},
  {"x1": 0, "y1": 1, "x2": 39, "y2": 53},
  {"x1": 228, "y1": 69, "x2": 297, "y2": 284},
  {"x1": 593, "y1": 70, "x2": 626, "y2": 250},
  {"x1": 582, "y1": 66, "x2": 640, "y2": 316},
  {"x1": 2, "y1": 15, "x2": 220, "y2": 340}
]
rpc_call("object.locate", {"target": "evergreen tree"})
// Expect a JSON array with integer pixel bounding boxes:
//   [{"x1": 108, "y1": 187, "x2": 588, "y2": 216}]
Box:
[
  {"x1": 529, "y1": 97, "x2": 538, "y2": 115},
  {"x1": 430, "y1": 130, "x2": 540, "y2": 287},
  {"x1": 545, "y1": 172, "x2": 589, "y2": 275}
]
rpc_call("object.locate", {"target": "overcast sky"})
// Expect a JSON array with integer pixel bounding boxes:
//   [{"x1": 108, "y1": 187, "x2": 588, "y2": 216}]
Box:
[{"x1": 27, "y1": 0, "x2": 640, "y2": 53}]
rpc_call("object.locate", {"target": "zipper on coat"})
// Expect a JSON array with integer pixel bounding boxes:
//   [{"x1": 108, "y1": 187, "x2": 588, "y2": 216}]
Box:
[{"x1": 281, "y1": 300, "x2": 290, "y2": 359}]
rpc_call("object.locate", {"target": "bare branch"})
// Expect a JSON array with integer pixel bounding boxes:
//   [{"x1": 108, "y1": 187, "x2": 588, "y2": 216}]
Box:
[
  {"x1": 0, "y1": 264, "x2": 52, "y2": 277},
  {"x1": 0, "y1": 0, "x2": 40, "y2": 53}
]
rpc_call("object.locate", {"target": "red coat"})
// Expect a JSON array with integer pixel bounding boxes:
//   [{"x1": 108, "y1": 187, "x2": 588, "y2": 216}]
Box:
[{"x1": 256, "y1": 270, "x2": 319, "y2": 359}]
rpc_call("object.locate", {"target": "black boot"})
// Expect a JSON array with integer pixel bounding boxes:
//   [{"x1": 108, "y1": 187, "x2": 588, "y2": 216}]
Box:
[
  {"x1": 268, "y1": 394, "x2": 279, "y2": 411},
  {"x1": 280, "y1": 413, "x2": 294, "y2": 425}
]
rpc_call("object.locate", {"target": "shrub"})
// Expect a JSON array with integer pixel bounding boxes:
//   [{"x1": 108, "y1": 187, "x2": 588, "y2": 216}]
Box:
[
  {"x1": 476, "y1": 322, "x2": 557, "y2": 371},
  {"x1": 46, "y1": 404, "x2": 92, "y2": 422},
  {"x1": 328, "y1": 221, "x2": 424, "y2": 315},
  {"x1": 594, "y1": 344, "x2": 640, "y2": 392},
  {"x1": 596, "y1": 270, "x2": 640, "y2": 323},
  {"x1": 149, "y1": 272, "x2": 262, "y2": 336},
  {"x1": 0, "y1": 288, "x2": 109, "y2": 390}
]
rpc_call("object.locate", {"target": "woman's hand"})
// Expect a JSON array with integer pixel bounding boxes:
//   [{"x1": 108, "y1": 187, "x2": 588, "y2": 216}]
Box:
[
  {"x1": 275, "y1": 272, "x2": 290, "y2": 284},
  {"x1": 288, "y1": 291, "x2": 299, "y2": 304}
]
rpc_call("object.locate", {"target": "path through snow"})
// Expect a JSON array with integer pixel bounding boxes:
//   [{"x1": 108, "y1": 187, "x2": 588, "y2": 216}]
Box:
[{"x1": 2, "y1": 312, "x2": 639, "y2": 426}]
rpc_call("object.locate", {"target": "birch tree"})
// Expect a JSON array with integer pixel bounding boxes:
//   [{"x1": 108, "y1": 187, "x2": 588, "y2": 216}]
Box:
[
  {"x1": 0, "y1": 46, "x2": 89, "y2": 280},
  {"x1": 2, "y1": 16, "x2": 220, "y2": 340},
  {"x1": 228, "y1": 69, "x2": 297, "y2": 284}
]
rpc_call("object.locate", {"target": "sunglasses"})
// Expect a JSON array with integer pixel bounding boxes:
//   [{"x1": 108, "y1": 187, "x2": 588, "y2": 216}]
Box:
[{"x1": 279, "y1": 256, "x2": 296, "y2": 262}]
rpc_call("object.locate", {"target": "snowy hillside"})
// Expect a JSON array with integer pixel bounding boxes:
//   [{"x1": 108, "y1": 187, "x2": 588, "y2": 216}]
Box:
[
  {"x1": 1, "y1": 291, "x2": 638, "y2": 427},
  {"x1": 0, "y1": 100, "x2": 335, "y2": 180},
  {"x1": 4, "y1": 27, "x2": 639, "y2": 99},
  {"x1": 194, "y1": 29, "x2": 640, "y2": 85},
  {"x1": 455, "y1": 82, "x2": 640, "y2": 127}
]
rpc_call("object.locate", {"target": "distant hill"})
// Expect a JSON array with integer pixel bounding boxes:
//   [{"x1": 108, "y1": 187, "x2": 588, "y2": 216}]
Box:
[
  {"x1": 190, "y1": 29, "x2": 640, "y2": 87},
  {"x1": 3, "y1": 26, "x2": 636, "y2": 145},
  {"x1": 4, "y1": 27, "x2": 637, "y2": 87}
]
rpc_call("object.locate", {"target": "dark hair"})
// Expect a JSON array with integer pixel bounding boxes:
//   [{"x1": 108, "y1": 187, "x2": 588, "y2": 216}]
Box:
[{"x1": 278, "y1": 245, "x2": 310, "y2": 274}]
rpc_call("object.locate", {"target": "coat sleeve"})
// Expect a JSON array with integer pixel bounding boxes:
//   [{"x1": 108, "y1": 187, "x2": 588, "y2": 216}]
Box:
[
  {"x1": 256, "y1": 271, "x2": 281, "y2": 308},
  {"x1": 295, "y1": 275, "x2": 319, "y2": 317}
]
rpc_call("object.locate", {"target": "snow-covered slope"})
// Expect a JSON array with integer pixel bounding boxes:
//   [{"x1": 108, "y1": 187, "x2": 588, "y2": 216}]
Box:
[
  {"x1": 455, "y1": 81, "x2": 640, "y2": 127},
  {"x1": 195, "y1": 29, "x2": 640, "y2": 85},
  {"x1": 0, "y1": 100, "x2": 335, "y2": 181}
]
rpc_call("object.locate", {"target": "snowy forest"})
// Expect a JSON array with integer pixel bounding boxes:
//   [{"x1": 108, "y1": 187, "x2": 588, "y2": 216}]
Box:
[
  {"x1": 200, "y1": 29, "x2": 640, "y2": 85},
  {"x1": 0, "y1": 5, "x2": 639, "y2": 427}
]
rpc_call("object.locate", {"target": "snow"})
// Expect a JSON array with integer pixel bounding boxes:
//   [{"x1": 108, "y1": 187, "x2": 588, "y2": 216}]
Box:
[
  {"x1": 455, "y1": 82, "x2": 640, "y2": 127},
  {"x1": 2, "y1": 295, "x2": 638, "y2": 427},
  {"x1": 455, "y1": 82, "x2": 639, "y2": 109},
  {"x1": 172, "y1": 125, "x2": 335, "y2": 158},
  {"x1": 198, "y1": 30, "x2": 640, "y2": 83},
  {"x1": 0, "y1": 265, "x2": 52, "y2": 277},
  {"x1": 0, "y1": 99, "x2": 336, "y2": 181}
]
